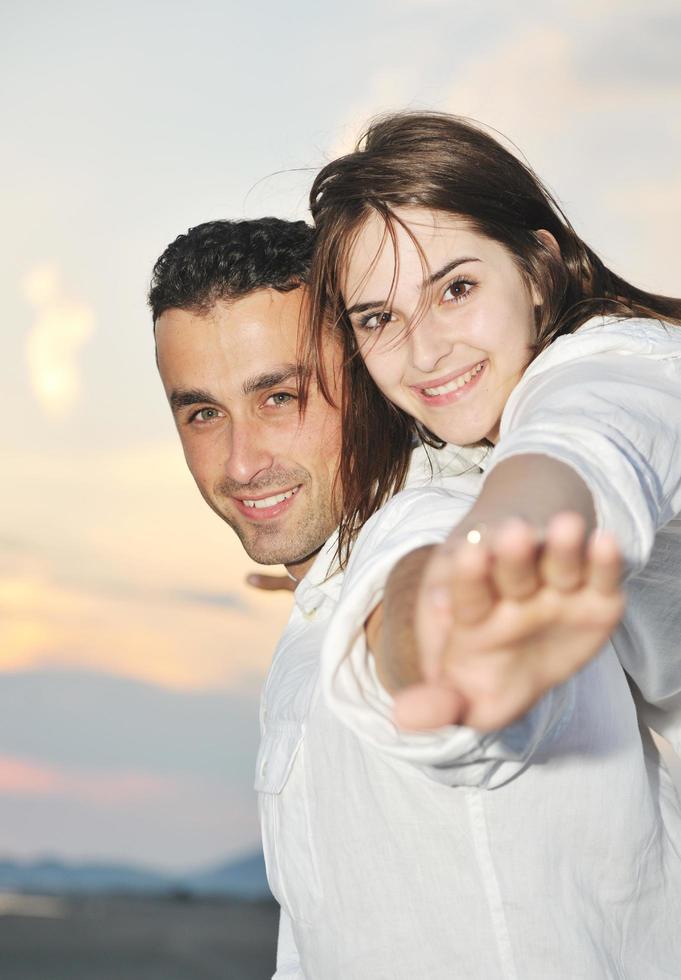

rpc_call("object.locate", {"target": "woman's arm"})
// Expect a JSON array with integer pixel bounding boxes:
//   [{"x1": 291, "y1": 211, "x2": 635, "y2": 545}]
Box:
[
  {"x1": 369, "y1": 464, "x2": 622, "y2": 731},
  {"x1": 370, "y1": 322, "x2": 681, "y2": 730},
  {"x1": 453, "y1": 454, "x2": 596, "y2": 537}
]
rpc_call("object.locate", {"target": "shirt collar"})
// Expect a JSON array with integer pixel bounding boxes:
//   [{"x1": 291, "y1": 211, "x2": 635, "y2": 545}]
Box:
[
  {"x1": 293, "y1": 531, "x2": 343, "y2": 618},
  {"x1": 292, "y1": 442, "x2": 490, "y2": 617}
]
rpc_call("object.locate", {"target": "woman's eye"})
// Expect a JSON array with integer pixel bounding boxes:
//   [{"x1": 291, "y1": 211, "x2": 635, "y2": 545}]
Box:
[
  {"x1": 442, "y1": 279, "x2": 474, "y2": 303},
  {"x1": 266, "y1": 392, "x2": 295, "y2": 407},
  {"x1": 358, "y1": 309, "x2": 395, "y2": 331}
]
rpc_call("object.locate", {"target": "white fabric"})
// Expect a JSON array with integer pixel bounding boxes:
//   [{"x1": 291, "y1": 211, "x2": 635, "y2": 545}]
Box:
[
  {"x1": 260, "y1": 317, "x2": 681, "y2": 979},
  {"x1": 489, "y1": 315, "x2": 681, "y2": 754},
  {"x1": 494, "y1": 315, "x2": 681, "y2": 572},
  {"x1": 260, "y1": 444, "x2": 483, "y2": 978}
]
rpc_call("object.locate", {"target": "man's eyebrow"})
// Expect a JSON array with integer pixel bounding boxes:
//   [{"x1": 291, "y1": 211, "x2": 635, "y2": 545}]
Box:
[
  {"x1": 241, "y1": 364, "x2": 303, "y2": 396},
  {"x1": 345, "y1": 257, "x2": 481, "y2": 315},
  {"x1": 169, "y1": 387, "x2": 218, "y2": 413}
]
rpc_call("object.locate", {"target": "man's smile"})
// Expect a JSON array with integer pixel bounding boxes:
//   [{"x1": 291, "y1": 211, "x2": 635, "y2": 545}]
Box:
[{"x1": 232, "y1": 484, "x2": 303, "y2": 521}]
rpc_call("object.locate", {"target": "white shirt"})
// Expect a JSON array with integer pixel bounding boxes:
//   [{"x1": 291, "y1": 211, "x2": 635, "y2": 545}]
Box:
[
  {"x1": 259, "y1": 317, "x2": 681, "y2": 979},
  {"x1": 257, "y1": 445, "x2": 484, "y2": 979},
  {"x1": 490, "y1": 316, "x2": 681, "y2": 754}
]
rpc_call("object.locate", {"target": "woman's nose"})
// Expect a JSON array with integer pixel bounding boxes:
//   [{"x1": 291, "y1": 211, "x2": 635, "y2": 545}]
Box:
[{"x1": 408, "y1": 312, "x2": 455, "y2": 375}]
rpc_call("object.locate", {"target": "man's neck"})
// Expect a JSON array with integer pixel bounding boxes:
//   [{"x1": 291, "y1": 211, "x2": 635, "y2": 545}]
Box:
[{"x1": 285, "y1": 539, "x2": 330, "y2": 583}]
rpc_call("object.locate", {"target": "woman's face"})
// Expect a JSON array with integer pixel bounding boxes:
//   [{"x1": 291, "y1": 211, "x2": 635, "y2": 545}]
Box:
[{"x1": 342, "y1": 208, "x2": 540, "y2": 445}]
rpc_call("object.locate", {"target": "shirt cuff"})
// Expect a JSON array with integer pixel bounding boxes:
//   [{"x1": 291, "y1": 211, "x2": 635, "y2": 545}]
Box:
[{"x1": 320, "y1": 514, "x2": 574, "y2": 789}]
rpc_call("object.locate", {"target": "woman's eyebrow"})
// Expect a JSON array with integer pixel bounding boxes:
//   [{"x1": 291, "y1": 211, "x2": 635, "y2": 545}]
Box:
[
  {"x1": 346, "y1": 257, "x2": 481, "y2": 315},
  {"x1": 423, "y1": 256, "x2": 480, "y2": 287},
  {"x1": 345, "y1": 300, "x2": 383, "y2": 316}
]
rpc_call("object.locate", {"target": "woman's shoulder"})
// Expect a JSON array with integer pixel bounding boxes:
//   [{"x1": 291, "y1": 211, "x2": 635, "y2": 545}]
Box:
[
  {"x1": 498, "y1": 315, "x2": 681, "y2": 430},
  {"x1": 530, "y1": 315, "x2": 681, "y2": 376}
]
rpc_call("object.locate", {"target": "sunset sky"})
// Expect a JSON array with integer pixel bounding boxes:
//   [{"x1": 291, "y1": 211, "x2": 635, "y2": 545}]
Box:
[{"x1": 2, "y1": 0, "x2": 680, "y2": 871}]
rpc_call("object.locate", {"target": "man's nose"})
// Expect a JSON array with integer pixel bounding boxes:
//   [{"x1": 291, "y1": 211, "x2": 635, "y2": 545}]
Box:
[
  {"x1": 409, "y1": 312, "x2": 455, "y2": 375},
  {"x1": 225, "y1": 421, "x2": 274, "y2": 485}
]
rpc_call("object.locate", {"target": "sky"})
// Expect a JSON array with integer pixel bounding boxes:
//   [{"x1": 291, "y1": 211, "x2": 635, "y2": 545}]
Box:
[{"x1": 1, "y1": 0, "x2": 680, "y2": 871}]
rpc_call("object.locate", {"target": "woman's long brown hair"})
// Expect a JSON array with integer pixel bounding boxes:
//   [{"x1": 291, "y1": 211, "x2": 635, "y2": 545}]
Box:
[{"x1": 304, "y1": 112, "x2": 681, "y2": 567}]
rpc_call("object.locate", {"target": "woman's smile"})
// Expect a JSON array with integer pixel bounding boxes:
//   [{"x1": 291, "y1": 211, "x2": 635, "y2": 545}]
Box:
[{"x1": 411, "y1": 359, "x2": 487, "y2": 404}]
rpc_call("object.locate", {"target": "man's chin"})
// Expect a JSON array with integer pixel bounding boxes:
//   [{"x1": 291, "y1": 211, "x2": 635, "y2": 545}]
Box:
[{"x1": 235, "y1": 526, "x2": 325, "y2": 568}]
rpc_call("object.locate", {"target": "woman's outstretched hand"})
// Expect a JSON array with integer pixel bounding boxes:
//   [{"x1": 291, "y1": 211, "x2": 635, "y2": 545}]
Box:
[{"x1": 393, "y1": 514, "x2": 625, "y2": 732}]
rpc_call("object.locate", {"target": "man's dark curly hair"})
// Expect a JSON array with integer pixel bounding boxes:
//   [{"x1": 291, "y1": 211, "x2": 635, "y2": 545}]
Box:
[{"x1": 148, "y1": 217, "x2": 314, "y2": 321}]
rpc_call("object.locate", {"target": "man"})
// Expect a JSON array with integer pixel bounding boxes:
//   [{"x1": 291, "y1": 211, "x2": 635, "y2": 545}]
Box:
[
  {"x1": 150, "y1": 218, "x2": 484, "y2": 976},
  {"x1": 150, "y1": 219, "x2": 674, "y2": 979}
]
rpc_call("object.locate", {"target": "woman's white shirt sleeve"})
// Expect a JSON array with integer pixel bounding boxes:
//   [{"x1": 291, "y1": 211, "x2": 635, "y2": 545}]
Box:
[
  {"x1": 492, "y1": 316, "x2": 681, "y2": 572},
  {"x1": 320, "y1": 481, "x2": 574, "y2": 789}
]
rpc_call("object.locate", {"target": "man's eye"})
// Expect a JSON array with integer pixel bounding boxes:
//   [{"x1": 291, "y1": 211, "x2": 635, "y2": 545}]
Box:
[
  {"x1": 191, "y1": 407, "x2": 220, "y2": 423},
  {"x1": 357, "y1": 310, "x2": 395, "y2": 331},
  {"x1": 442, "y1": 278, "x2": 475, "y2": 303},
  {"x1": 266, "y1": 392, "x2": 296, "y2": 407}
]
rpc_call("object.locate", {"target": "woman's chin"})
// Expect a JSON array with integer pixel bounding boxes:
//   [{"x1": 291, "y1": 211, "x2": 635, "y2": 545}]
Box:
[{"x1": 417, "y1": 417, "x2": 492, "y2": 448}]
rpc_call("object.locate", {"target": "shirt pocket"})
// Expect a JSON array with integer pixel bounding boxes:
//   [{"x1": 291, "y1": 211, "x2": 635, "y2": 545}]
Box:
[{"x1": 255, "y1": 723, "x2": 323, "y2": 926}]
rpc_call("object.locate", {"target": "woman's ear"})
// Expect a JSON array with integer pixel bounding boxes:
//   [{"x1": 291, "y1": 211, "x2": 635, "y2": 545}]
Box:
[
  {"x1": 530, "y1": 229, "x2": 562, "y2": 306},
  {"x1": 535, "y1": 229, "x2": 561, "y2": 261}
]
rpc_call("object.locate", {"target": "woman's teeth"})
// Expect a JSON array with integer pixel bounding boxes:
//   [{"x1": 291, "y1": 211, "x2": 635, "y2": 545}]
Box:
[
  {"x1": 422, "y1": 361, "x2": 484, "y2": 396},
  {"x1": 241, "y1": 487, "x2": 299, "y2": 509}
]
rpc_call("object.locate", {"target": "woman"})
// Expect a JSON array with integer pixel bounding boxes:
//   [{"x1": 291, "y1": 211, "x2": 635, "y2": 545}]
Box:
[
  {"x1": 296, "y1": 111, "x2": 681, "y2": 979},
  {"x1": 306, "y1": 111, "x2": 681, "y2": 732}
]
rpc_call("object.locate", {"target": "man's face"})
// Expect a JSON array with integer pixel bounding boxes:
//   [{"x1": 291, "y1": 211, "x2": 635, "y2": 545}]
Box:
[{"x1": 155, "y1": 288, "x2": 342, "y2": 578}]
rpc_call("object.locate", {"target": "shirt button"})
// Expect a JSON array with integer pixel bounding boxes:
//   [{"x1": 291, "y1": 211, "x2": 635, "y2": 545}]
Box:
[
  {"x1": 261, "y1": 760, "x2": 268, "y2": 776},
  {"x1": 302, "y1": 607, "x2": 317, "y2": 621}
]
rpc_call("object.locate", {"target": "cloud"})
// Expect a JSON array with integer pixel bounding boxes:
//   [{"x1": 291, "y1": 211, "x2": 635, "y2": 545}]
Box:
[
  {"x1": 0, "y1": 565, "x2": 286, "y2": 690},
  {"x1": 1, "y1": 787, "x2": 261, "y2": 871},
  {"x1": 0, "y1": 442, "x2": 293, "y2": 690},
  {"x1": 0, "y1": 667, "x2": 260, "y2": 780},
  {"x1": 327, "y1": 70, "x2": 417, "y2": 158},
  {"x1": 0, "y1": 668, "x2": 264, "y2": 869},
  {"x1": 23, "y1": 263, "x2": 95, "y2": 418},
  {"x1": 438, "y1": 13, "x2": 681, "y2": 154},
  {"x1": 0, "y1": 649, "x2": 269, "y2": 867},
  {"x1": 602, "y1": 176, "x2": 681, "y2": 293},
  {"x1": 0, "y1": 755, "x2": 173, "y2": 805}
]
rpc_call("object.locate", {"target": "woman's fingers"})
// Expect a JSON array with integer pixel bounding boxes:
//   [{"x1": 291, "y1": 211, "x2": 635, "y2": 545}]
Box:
[
  {"x1": 421, "y1": 540, "x2": 495, "y2": 630},
  {"x1": 393, "y1": 682, "x2": 465, "y2": 730},
  {"x1": 416, "y1": 542, "x2": 494, "y2": 682},
  {"x1": 490, "y1": 519, "x2": 540, "y2": 599},
  {"x1": 586, "y1": 530, "x2": 622, "y2": 594},
  {"x1": 539, "y1": 512, "x2": 587, "y2": 591},
  {"x1": 446, "y1": 540, "x2": 496, "y2": 627}
]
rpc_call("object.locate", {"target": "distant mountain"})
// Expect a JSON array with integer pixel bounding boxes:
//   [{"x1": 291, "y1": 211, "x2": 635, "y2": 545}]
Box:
[
  {"x1": 0, "y1": 851, "x2": 272, "y2": 900},
  {"x1": 184, "y1": 852, "x2": 271, "y2": 900}
]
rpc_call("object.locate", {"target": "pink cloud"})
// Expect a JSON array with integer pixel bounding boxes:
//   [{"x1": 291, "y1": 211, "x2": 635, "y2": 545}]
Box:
[
  {"x1": 0, "y1": 754, "x2": 174, "y2": 805},
  {"x1": 0, "y1": 757, "x2": 61, "y2": 795}
]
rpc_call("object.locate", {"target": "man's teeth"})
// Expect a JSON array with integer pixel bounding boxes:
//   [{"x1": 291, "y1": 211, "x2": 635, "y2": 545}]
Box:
[
  {"x1": 241, "y1": 487, "x2": 299, "y2": 509},
  {"x1": 423, "y1": 362, "x2": 484, "y2": 397}
]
